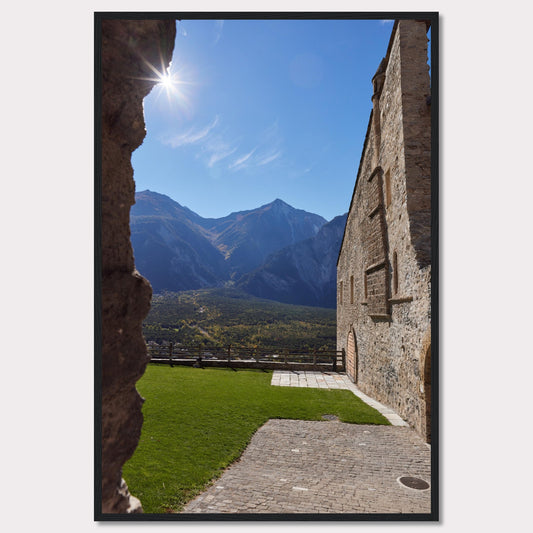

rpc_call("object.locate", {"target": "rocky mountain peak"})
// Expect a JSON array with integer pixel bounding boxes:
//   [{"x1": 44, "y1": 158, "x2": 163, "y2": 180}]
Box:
[{"x1": 129, "y1": 191, "x2": 338, "y2": 299}]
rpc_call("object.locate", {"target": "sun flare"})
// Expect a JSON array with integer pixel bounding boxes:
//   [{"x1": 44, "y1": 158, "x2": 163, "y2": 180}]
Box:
[
  {"x1": 158, "y1": 71, "x2": 175, "y2": 89},
  {"x1": 137, "y1": 57, "x2": 194, "y2": 114}
]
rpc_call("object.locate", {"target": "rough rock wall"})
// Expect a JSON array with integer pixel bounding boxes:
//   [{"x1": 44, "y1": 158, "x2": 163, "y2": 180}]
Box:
[
  {"x1": 100, "y1": 19, "x2": 176, "y2": 513},
  {"x1": 337, "y1": 20, "x2": 431, "y2": 440}
]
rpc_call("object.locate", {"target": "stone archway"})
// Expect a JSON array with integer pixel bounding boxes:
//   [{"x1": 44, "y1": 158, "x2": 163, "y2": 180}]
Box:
[{"x1": 347, "y1": 328, "x2": 358, "y2": 383}]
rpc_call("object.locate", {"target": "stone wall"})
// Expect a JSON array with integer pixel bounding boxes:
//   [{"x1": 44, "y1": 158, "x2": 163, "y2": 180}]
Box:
[
  {"x1": 337, "y1": 20, "x2": 431, "y2": 441},
  {"x1": 100, "y1": 18, "x2": 176, "y2": 513}
]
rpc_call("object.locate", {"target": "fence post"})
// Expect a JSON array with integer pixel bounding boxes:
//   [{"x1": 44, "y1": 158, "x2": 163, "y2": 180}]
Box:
[
  {"x1": 227, "y1": 344, "x2": 232, "y2": 364},
  {"x1": 342, "y1": 348, "x2": 346, "y2": 372},
  {"x1": 194, "y1": 344, "x2": 203, "y2": 368},
  {"x1": 332, "y1": 351, "x2": 337, "y2": 372},
  {"x1": 313, "y1": 348, "x2": 317, "y2": 370},
  {"x1": 169, "y1": 342, "x2": 173, "y2": 367}
]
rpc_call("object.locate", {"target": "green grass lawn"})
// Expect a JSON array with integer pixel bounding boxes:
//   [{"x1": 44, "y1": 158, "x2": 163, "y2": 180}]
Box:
[{"x1": 122, "y1": 365, "x2": 389, "y2": 513}]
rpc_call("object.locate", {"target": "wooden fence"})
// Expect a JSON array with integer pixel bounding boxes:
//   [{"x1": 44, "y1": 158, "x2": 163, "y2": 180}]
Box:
[{"x1": 147, "y1": 343, "x2": 346, "y2": 373}]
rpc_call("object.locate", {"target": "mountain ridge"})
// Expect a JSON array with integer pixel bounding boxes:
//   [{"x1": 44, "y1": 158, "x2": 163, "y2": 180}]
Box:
[
  {"x1": 130, "y1": 190, "x2": 334, "y2": 298},
  {"x1": 236, "y1": 213, "x2": 348, "y2": 308}
]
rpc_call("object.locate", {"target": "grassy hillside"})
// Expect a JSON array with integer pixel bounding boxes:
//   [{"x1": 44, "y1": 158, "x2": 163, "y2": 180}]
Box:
[{"x1": 143, "y1": 288, "x2": 336, "y2": 351}]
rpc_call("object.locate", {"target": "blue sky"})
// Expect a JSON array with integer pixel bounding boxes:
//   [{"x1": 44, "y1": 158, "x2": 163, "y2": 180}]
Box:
[{"x1": 132, "y1": 18, "x2": 396, "y2": 221}]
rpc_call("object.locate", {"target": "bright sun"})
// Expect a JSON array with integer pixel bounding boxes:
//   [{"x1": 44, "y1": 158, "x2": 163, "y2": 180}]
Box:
[
  {"x1": 137, "y1": 59, "x2": 193, "y2": 111},
  {"x1": 159, "y1": 72, "x2": 175, "y2": 89}
]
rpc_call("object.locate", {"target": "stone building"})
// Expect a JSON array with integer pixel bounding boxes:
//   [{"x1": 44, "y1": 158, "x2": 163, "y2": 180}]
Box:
[{"x1": 337, "y1": 20, "x2": 432, "y2": 442}]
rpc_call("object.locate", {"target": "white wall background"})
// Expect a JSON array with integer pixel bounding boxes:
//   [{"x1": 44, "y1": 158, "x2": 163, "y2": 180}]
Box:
[{"x1": 1, "y1": 1, "x2": 531, "y2": 531}]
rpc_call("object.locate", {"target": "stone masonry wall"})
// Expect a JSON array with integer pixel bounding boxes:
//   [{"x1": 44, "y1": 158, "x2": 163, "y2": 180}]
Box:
[
  {"x1": 100, "y1": 19, "x2": 176, "y2": 513},
  {"x1": 337, "y1": 20, "x2": 431, "y2": 440}
]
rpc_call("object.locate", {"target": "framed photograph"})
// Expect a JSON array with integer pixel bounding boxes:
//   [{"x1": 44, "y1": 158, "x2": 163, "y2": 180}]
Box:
[{"x1": 95, "y1": 11, "x2": 438, "y2": 521}]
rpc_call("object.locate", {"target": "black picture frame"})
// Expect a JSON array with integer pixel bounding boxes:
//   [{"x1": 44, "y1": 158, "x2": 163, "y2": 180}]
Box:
[{"x1": 95, "y1": 11, "x2": 439, "y2": 522}]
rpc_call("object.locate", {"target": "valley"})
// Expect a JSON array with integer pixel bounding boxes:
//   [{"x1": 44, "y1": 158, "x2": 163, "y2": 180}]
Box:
[{"x1": 142, "y1": 288, "x2": 337, "y2": 351}]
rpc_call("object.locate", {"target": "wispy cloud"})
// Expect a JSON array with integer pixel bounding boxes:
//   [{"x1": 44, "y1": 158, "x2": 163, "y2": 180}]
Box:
[
  {"x1": 162, "y1": 116, "x2": 283, "y2": 173},
  {"x1": 206, "y1": 141, "x2": 238, "y2": 167},
  {"x1": 163, "y1": 116, "x2": 220, "y2": 148},
  {"x1": 161, "y1": 115, "x2": 243, "y2": 168},
  {"x1": 214, "y1": 20, "x2": 224, "y2": 44},
  {"x1": 228, "y1": 120, "x2": 284, "y2": 172},
  {"x1": 256, "y1": 150, "x2": 282, "y2": 166},
  {"x1": 229, "y1": 147, "x2": 258, "y2": 170},
  {"x1": 379, "y1": 20, "x2": 394, "y2": 25}
]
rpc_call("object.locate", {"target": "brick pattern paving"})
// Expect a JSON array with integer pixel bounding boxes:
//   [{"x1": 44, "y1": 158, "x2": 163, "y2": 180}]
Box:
[{"x1": 182, "y1": 419, "x2": 431, "y2": 515}]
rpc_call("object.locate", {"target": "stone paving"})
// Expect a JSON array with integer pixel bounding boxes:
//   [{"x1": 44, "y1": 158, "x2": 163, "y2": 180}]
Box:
[
  {"x1": 182, "y1": 419, "x2": 431, "y2": 515},
  {"x1": 181, "y1": 372, "x2": 431, "y2": 516}
]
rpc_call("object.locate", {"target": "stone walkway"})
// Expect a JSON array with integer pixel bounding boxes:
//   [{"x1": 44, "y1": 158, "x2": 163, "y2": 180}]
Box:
[
  {"x1": 182, "y1": 372, "x2": 431, "y2": 516},
  {"x1": 182, "y1": 419, "x2": 431, "y2": 515}
]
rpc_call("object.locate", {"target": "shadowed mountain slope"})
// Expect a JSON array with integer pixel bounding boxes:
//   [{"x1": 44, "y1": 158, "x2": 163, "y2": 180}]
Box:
[
  {"x1": 130, "y1": 190, "x2": 329, "y2": 294},
  {"x1": 237, "y1": 214, "x2": 348, "y2": 308}
]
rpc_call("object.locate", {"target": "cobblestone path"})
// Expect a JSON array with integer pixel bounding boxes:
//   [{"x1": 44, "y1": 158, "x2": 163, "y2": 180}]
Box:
[{"x1": 182, "y1": 419, "x2": 431, "y2": 515}]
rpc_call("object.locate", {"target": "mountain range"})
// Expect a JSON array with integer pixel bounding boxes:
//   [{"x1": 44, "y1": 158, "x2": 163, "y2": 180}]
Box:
[
  {"x1": 237, "y1": 213, "x2": 347, "y2": 308},
  {"x1": 130, "y1": 190, "x2": 346, "y2": 308}
]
